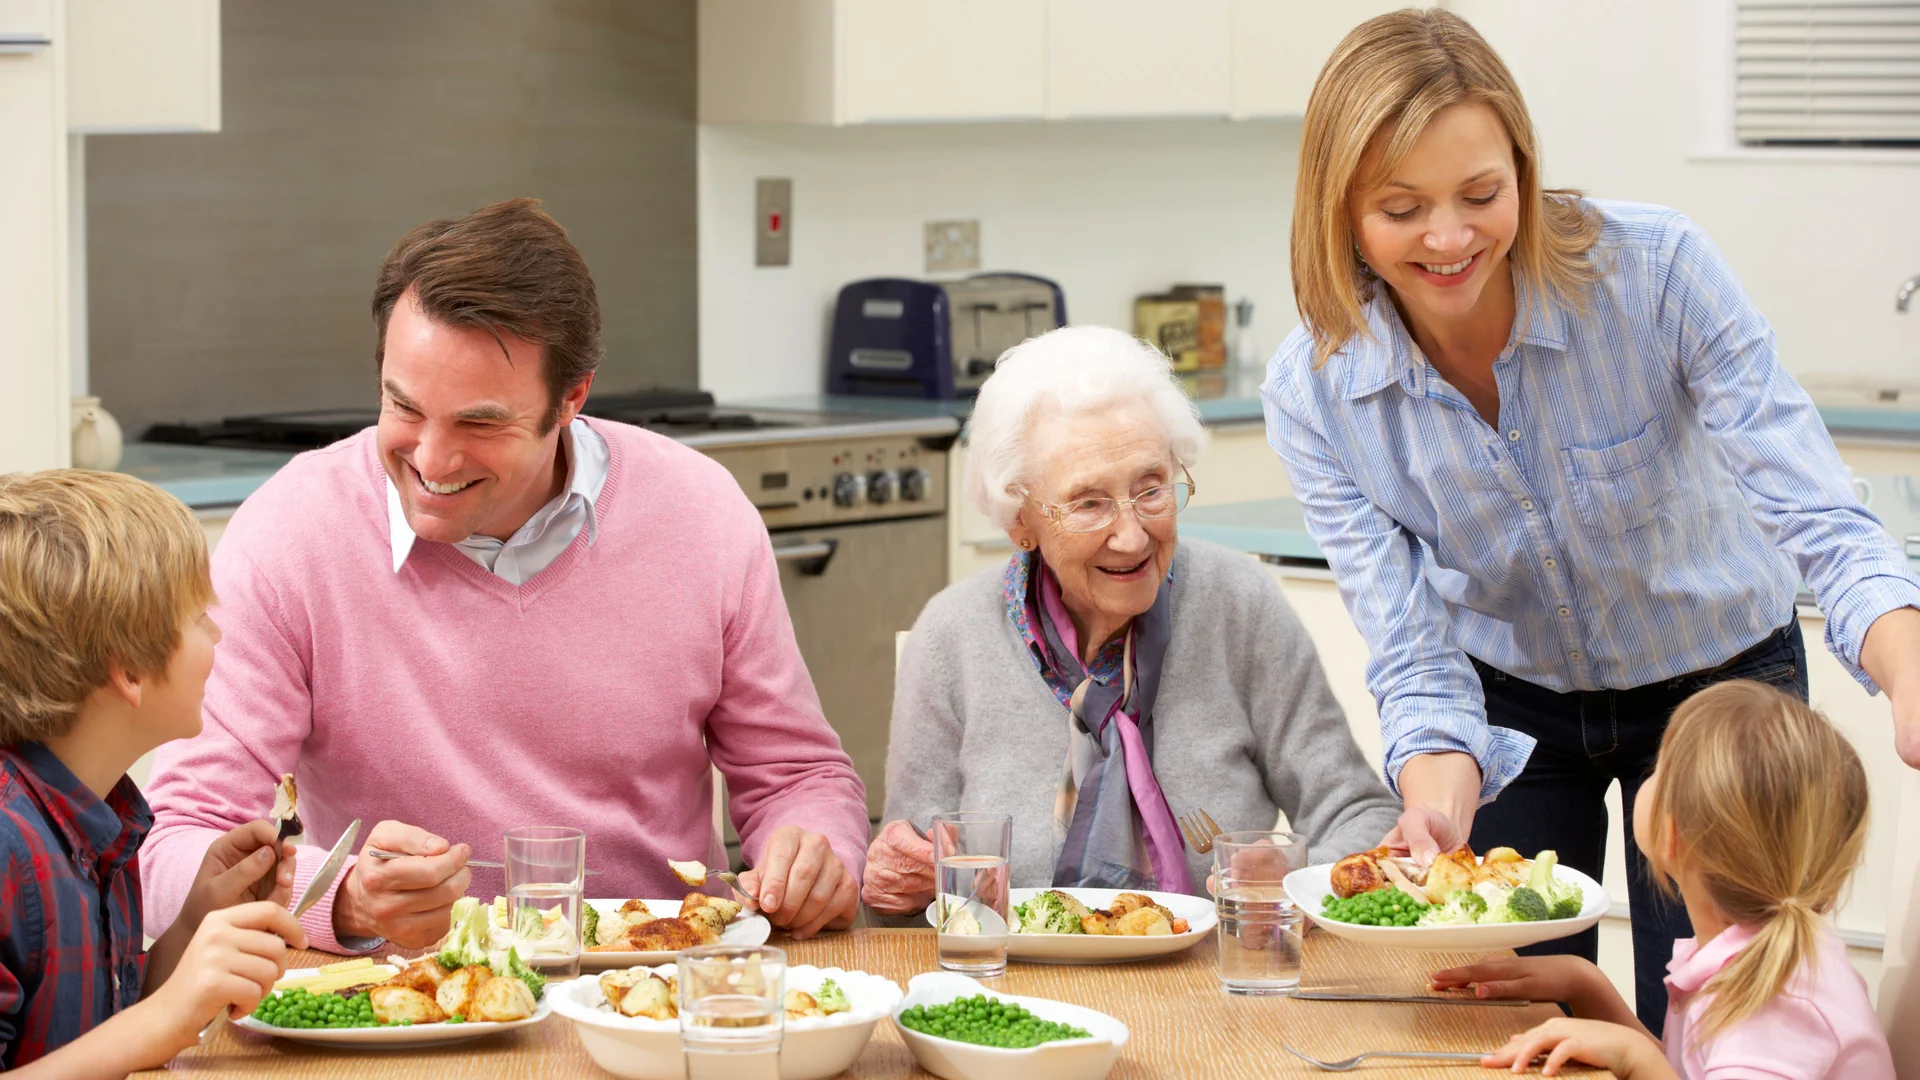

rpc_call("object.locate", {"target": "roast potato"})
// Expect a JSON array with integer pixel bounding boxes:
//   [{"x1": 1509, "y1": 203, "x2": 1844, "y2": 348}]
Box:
[
  {"x1": 435, "y1": 964, "x2": 490, "y2": 1018},
  {"x1": 470, "y1": 974, "x2": 537, "y2": 1023},
  {"x1": 369, "y1": 985, "x2": 448, "y2": 1025}
]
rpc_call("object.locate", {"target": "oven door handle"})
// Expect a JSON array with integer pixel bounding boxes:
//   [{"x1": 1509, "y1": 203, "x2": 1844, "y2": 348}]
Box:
[{"x1": 771, "y1": 538, "x2": 839, "y2": 576}]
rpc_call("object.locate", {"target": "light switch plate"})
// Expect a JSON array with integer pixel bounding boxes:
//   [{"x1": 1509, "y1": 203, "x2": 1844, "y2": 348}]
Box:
[
  {"x1": 924, "y1": 220, "x2": 980, "y2": 274},
  {"x1": 756, "y1": 178, "x2": 791, "y2": 267}
]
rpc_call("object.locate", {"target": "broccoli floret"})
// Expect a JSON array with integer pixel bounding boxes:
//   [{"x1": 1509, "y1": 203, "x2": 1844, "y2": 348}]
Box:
[
  {"x1": 580, "y1": 903, "x2": 599, "y2": 949},
  {"x1": 489, "y1": 945, "x2": 546, "y2": 1001},
  {"x1": 1506, "y1": 886, "x2": 1550, "y2": 922},
  {"x1": 814, "y1": 978, "x2": 849, "y2": 1015},
  {"x1": 1418, "y1": 889, "x2": 1489, "y2": 926},
  {"x1": 1010, "y1": 898, "x2": 1031, "y2": 932},
  {"x1": 434, "y1": 896, "x2": 490, "y2": 969},
  {"x1": 1528, "y1": 850, "x2": 1585, "y2": 921},
  {"x1": 1017, "y1": 891, "x2": 1085, "y2": 935}
]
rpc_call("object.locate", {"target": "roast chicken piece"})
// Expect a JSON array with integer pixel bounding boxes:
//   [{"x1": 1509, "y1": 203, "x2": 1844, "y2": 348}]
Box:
[
  {"x1": 435, "y1": 964, "x2": 490, "y2": 1019},
  {"x1": 369, "y1": 985, "x2": 448, "y2": 1025},
  {"x1": 1474, "y1": 846, "x2": 1528, "y2": 888},
  {"x1": 1424, "y1": 845, "x2": 1479, "y2": 901},
  {"x1": 383, "y1": 957, "x2": 453, "y2": 996},
  {"x1": 469, "y1": 973, "x2": 537, "y2": 1022},
  {"x1": 1329, "y1": 846, "x2": 1391, "y2": 898},
  {"x1": 619, "y1": 917, "x2": 707, "y2": 952}
]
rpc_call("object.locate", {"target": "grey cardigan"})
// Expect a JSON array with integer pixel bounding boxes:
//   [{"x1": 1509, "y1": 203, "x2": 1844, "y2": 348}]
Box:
[{"x1": 883, "y1": 537, "x2": 1401, "y2": 898}]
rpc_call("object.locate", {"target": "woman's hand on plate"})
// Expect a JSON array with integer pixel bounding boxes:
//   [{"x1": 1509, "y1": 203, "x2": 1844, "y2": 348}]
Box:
[{"x1": 860, "y1": 818, "x2": 936, "y2": 915}]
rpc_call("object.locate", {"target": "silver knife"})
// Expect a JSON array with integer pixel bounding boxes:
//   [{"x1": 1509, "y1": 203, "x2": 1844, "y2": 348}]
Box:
[
  {"x1": 1288, "y1": 990, "x2": 1532, "y2": 1006},
  {"x1": 292, "y1": 818, "x2": 361, "y2": 918}
]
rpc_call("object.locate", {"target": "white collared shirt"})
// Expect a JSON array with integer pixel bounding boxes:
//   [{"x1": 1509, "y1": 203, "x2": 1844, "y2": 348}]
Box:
[{"x1": 386, "y1": 418, "x2": 610, "y2": 585}]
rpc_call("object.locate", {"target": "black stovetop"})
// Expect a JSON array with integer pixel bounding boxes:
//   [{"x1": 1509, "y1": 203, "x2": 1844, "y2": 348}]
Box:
[{"x1": 144, "y1": 390, "x2": 793, "y2": 451}]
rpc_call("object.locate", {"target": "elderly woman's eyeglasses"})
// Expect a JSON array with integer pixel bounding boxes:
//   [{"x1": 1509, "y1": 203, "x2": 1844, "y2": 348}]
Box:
[{"x1": 1022, "y1": 466, "x2": 1196, "y2": 534}]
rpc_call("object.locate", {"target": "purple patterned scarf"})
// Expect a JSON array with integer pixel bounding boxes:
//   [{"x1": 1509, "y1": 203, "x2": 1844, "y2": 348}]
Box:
[{"x1": 1009, "y1": 553, "x2": 1192, "y2": 894}]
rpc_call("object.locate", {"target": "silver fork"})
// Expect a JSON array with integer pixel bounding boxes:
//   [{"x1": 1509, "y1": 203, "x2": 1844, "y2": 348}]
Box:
[
  {"x1": 1281, "y1": 1043, "x2": 1504, "y2": 1072},
  {"x1": 1176, "y1": 807, "x2": 1223, "y2": 854}
]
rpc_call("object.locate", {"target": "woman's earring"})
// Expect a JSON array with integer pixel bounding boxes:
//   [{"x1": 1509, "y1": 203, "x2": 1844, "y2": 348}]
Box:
[{"x1": 1018, "y1": 539, "x2": 1034, "y2": 550}]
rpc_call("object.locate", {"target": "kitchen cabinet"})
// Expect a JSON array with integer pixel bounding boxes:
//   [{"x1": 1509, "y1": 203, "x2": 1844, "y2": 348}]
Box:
[
  {"x1": 1228, "y1": 0, "x2": 1401, "y2": 119},
  {"x1": 66, "y1": 0, "x2": 220, "y2": 133},
  {"x1": 0, "y1": 0, "x2": 52, "y2": 39},
  {"x1": 840, "y1": 0, "x2": 1045, "y2": 123},
  {"x1": 1045, "y1": 0, "x2": 1229, "y2": 119},
  {"x1": 0, "y1": 6, "x2": 69, "y2": 473},
  {"x1": 701, "y1": 0, "x2": 1377, "y2": 125},
  {"x1": 700, "y1": 0, "x2": 1043, "y2": 125}
]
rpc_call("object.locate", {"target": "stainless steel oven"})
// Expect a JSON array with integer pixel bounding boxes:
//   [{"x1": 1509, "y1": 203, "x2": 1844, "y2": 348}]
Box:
[{"x1": 694, "y1": 415, "x2": 957, "y2": 826}]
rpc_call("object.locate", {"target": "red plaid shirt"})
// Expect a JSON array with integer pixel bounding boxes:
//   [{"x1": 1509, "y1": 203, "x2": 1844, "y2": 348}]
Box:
[{"x1": 0, "y1": 742, "x2": 151, "y2": 1068}]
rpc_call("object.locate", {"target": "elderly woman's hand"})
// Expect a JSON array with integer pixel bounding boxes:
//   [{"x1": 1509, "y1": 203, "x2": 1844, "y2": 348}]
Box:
[{"x1": 860, "y1": 819, "x2": 936, "y2": 915}]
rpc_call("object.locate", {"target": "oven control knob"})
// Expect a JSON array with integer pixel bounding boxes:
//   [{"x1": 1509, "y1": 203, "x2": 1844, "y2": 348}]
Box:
[
  {"x1": 866, "y1": 470, "x2": 897, "y2": 504},
  {"x1": 832, "y1": 472, "x2": 865, "y2": 507},
  {"x1": 899, "y1": 467, "x2": 930, "y2": 502}
]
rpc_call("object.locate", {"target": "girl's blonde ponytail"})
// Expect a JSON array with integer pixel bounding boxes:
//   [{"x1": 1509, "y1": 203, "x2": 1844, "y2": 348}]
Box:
[{"x1": 1648, "y1": 681, "x2": 1870, "y2": 1044}]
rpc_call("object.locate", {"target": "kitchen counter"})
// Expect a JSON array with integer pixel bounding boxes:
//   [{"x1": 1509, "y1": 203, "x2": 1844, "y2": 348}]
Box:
[
  {"x1": 1182, "y1": 472, "x2": 1920, "y2": 568},
  {"x1": 117, "y1": 400, "x2": 1920, "y2": 512},
  {"x1": 727, "y1": 391, "x2": 1268, "y2": 426},
  {"x1": 118, "y1": 442, "x2": 295, "y2": 511}
]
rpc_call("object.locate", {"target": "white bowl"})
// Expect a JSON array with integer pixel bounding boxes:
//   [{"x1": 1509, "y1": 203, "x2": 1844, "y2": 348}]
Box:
[
  {"x1": 892, "y1": 971, "x2": 1127, "y2": 1080},
  {"x1": 549, "y1": 963, "x2": 901, "y2": 1080},
  {"x1": 1283, "y1": 862, "x2": 1609, "y2": 951}
]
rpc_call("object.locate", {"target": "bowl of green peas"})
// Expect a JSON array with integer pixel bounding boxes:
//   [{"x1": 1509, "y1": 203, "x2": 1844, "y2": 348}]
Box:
[
  {"x1": 232, "y1": 970, "x2": 554, "y2": 1046},
  {"x1": 892, "y1": 972, "x2": 1127, "y2": 1080}
]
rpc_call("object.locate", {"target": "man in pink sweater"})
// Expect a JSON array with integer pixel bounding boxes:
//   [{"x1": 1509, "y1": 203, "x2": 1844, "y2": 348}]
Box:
[{"x1": 141, "y1": 199, "x2": 870, "y2": 953}]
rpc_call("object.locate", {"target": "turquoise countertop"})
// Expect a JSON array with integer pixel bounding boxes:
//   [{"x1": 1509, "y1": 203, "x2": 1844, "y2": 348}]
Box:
[
  {"x1": 118, "y1": 442, "x2": 295, "y2": 511},
  {"x1": 729, "y1": 391, "x2": 1269, "y2": 426},
  {"x1": 117, "y1": 399, "x2": 1920, "y2": 512},
  {"x1": 1183, "y1": 473, "x2": 1920, "y2": 566}
]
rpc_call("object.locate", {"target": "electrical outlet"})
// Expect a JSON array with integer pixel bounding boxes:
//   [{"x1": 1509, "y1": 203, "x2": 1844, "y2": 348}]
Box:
[
  {"x1": 756, "y1": 178, "x2": 791, "y2": 267},
  {"x1": 924, "y1": 220, "x2": 980, "y2": 274}
]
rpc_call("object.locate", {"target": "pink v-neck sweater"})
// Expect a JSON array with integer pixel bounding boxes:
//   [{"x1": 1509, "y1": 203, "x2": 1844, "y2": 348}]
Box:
[{"x1": 140, "y1": 420, "x2": 868, "y2": 951}]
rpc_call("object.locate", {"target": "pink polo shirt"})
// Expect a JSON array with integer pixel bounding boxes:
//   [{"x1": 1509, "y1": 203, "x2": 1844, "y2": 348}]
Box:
[{"x1": 1664, "y1": 922, "x2": 1894, "y2": 1080}]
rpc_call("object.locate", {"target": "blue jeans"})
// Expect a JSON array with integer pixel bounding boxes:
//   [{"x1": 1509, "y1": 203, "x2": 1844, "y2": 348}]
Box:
[{"x1": 1466, "y1": 620, "x2": 1807, "y2": 1036}]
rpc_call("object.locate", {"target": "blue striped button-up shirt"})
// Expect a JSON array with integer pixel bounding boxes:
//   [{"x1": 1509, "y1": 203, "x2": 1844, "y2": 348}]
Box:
[{"x1": 1262, "y1": 199, "x2": 1920, "y2": 802}]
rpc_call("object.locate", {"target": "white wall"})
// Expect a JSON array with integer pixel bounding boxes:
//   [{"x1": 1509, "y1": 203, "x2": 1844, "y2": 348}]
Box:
[
  {"x1": 1451, "y1": 0, "x2": 1920, "y2": 390},
  {"x1": 697, "y1": 119, "x2": 1299, "y2": 399}
]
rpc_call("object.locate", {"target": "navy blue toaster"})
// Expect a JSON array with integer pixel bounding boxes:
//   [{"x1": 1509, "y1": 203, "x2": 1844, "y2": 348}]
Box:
[{"x1": 826, "y1": 273, "x2": 1067, "y2": 398}]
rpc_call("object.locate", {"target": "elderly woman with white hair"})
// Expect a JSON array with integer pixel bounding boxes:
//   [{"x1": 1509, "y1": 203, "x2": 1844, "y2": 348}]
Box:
[{"x1": 861, "y1": 326, "x2": 1399, "y2": 914}]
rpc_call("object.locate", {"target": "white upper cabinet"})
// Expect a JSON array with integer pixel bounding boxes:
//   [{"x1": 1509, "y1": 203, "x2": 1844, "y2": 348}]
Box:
[
  {"x1": 1229, "y1": 0, "x2": 1401, "y2": 119},
  {"x1": 840, "y1": 0, "x2": 1045, "y2": 123},
  {"x1": 0, "y1": 0, "x2": 52, "y2": 41},
  {"x1": 66, "y1": 0, "x2": 221, "y2": 133},
  {"x1": 1046, "y1": 0, "x2": 1229, "y2": 118},
  {"x1": 702, "y1": 0, "x2": 1385, "y2": 124}
]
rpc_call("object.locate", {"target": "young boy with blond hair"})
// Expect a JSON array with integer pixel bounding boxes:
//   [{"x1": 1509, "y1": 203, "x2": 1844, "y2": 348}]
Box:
[{"x1": 0, "y1": 470, "x2": 307, "y2": 1075}]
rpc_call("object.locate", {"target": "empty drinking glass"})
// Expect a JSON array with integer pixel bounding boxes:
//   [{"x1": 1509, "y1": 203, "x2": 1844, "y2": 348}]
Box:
[
  {"x1": 504, "y1": 825, "x2": 585, "y2": 980},
  {"x1": 1213, "y1": 830, "x2": 1307, "y2": 995},
  {"x1": 678, "y1": 944, "x2": 786, "y2": 1080},
  {"x1": 930, "y1": 811, "x2": 1012, "y2": 977}
]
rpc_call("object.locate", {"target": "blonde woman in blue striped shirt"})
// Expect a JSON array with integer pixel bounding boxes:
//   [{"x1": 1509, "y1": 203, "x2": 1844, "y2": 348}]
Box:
[{"x1": 1264, "y1": 9, "x2": 1920, "y2": 1034}]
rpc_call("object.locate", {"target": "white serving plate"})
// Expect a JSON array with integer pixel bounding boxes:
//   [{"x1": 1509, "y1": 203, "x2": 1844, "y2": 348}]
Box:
[
  {"x1": 581, "y1": 897, "x2": 771, "y2": 971},
  {"x1": 549, "y1": 963, "x2": 902, "y2": 1080},
  {"x1": 1283, "y1": 863, "x2": 1608, "y2": 951},
  {"x1": 232, "y1": 967, "x2": 553, "y2": 1047},
  {"x1": 892, "y1": 971, "x2": 1127, "y2": 1080},
  {"x1": 924, "y1": 887, "x2": 1215, "y2": 964}
]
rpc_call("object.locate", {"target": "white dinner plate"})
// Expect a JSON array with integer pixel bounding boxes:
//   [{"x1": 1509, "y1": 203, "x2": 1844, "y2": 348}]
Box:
[
  {"x1": 1284, "y1": 862, "x2": 1608, "y2": 951},
  {"x1": 581, "y1": 897, "x2": 771, "y2": 971},
  {"x1": 232, "y1": 967, "x2": 553, "y2": 1047},
  {"x1": 924, "y1": 887, "x2": 1216, "y2": 964}
]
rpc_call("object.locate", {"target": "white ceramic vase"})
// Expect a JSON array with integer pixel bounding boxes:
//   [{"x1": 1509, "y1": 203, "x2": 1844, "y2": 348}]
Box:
[{"x1": 71, "y1": 395, "x2": 125, "y2": 470}]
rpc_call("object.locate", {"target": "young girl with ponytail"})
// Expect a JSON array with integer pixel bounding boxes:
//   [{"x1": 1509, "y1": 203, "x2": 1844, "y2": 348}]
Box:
[{"x1": 1430, "y1": 679, "x2": 1895, "y2": 1078}]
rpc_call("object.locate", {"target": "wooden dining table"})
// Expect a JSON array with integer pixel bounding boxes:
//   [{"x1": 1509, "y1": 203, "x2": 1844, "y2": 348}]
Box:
[{"x1": 139, "y1": 927, "x2": 1612, "y2": 1078}]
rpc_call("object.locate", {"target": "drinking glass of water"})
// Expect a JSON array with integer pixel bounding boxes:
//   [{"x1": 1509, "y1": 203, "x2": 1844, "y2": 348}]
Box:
[
  {"x1": 930, "y1": 811, "x2": 1011, "y2": 978},
  {"x1": 1212, "y1": 830, "x2": 1306, "y2": 996},
  {"x1": 678, "y1": 944, "x2": 785, "y2": 1080},
  {"x1": 503, "y1": 825, "x2": 585, "y2": 980}
]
